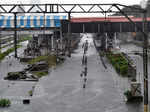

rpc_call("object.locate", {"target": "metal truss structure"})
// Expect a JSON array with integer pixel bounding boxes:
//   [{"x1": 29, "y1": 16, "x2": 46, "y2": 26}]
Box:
[{"x1": 0, "y1": 4, "x2": 145, "y2": 14}]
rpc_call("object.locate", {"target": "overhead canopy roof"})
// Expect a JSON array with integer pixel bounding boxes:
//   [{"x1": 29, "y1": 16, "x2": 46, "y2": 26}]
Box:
[{"x1": 0, "y1": 15, "x2": 67, "y2": 28}]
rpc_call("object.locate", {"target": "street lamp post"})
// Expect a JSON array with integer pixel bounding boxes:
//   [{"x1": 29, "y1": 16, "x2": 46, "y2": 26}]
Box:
[
  {"x1": 143, "y1": 11, "x2": 149, "y2": 112},
  {"x1": 141, "y1": 1, "x2": 149, "y2": 112},
  {"x1": 0, "y1": 31, "x2": 1, "y2": 53},
  {"x1": 14, "y1": 12, "x2": 17, "y2": 58},
  {"x1": 68, "y1": 12, "x2": 71, "y2": 57}
]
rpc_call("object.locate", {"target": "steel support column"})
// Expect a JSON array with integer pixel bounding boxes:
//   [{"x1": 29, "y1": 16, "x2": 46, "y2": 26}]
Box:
[
  {"x1": 60, "y1": 23, "x2": 63, "y2": 50},
  {"x1": 68, "y1": 12, "x2": 71, "y2": 57},
  {"x1": 0, "y1": 31, "x2": 1, "y2": 53},
  {"x1": 51, "y1": 34, "x2": 54, "y2": 51},
  {"x1": 14, "y1": 13, "x2": 17, "y2": 58},
  {"x1": 143, "y1": 11, "x2": 149, "y2": 112}
]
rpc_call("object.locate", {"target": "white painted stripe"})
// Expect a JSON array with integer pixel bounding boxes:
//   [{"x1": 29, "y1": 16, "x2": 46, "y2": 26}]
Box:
[
  {"x1": 22, "y1": 16, "x2": 26, "y2": 28},
  {"x1": 50, "y1": 15, "x2": 54, "y2": 20},
  {"x1": 51, "y1": 19, "x2": 55, "y2": 27},
  {"x1": 37, "y1": 16, "x2": 41, "y2": 27},
  {"x1": 40, "y1": 16, "x2": 44, "y2": 27},
  {"x1": 17, "y1": 16, "x2": 21, "y2": 27},
  {"x1": 17, "y1": 16, "x2": 20, "y2": 27},
  {"x1": 60, "y1": 16, "x2": 63, "y2": 19},
  {"x1": 23, "y1": 16, "x2": 27, "y2": 27},
  {"x1": 30, "y1": 16, "x2": 34, "y2": 27},
  {"x1": 10, "y1": 16, "x2": 14, "y2": 27},
  {"x1": 3, "y1": 16, "x2": 7, "y2": 28},
  {"x1": 51, "y1": 16, "x2": 55, "y2": 27}
]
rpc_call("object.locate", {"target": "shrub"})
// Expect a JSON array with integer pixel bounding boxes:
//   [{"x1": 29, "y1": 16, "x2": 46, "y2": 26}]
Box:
[
  {"x1": 28, "y1": 90, "x2": 33, "y2": 96},
  {"x1": 120, "y1": 65, "x2": 128, "y2": 75},
  {"x1": 111, "y1": 58, "x2": 117, "y2": 65},
  {"x1": 114, "y1": 64, "x2": 120, "y2": 73},
  {"x1": 0, "y1": 99, "x2": 11, "y2": 107},
  {"x1": 106, "y1": 51, "x2": 129, "y2": 77},
  {"x1": 124, "y1": 90, "x2": 133, "y2": 100}
]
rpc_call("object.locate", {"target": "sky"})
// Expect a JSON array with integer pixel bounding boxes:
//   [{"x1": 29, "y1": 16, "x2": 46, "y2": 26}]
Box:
[{"x1": 0, "y1": 0, "x2": 145, "y2": 5}]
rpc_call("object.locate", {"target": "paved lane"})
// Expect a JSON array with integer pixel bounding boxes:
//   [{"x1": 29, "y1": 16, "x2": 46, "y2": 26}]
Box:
[
  {"x1": 0, "y1": 35, "x2": 142, "y2": 112},
  {"x1": 29, "y1": 35, "x2": 141, "y2": 112}
]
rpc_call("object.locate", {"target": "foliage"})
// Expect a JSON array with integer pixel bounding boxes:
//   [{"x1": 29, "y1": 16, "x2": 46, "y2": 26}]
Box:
[
  {"x1": 120, "y1": 65, "x2": 128, "y2": 75},
  {"x1": 28, "y1": 55, "x2": 48, "y2": 64},
  {"x1": 0, "y1": 45, "x2": 21, "y2": 61},
  {"x1": 106, "y1": 51, "x2": 129, "y2": 76},
  {"x1": 28, "y1": 90, "x2": 33, "y2": 96},
  {"x1": 27, "y1": 55, "x2": 57, "y2": 78},
  {"x1": 28, "y1": 55, "x2": 57, "y2": 67},
  {"x1": 99, "y1": 51, "x2": 105, "y2": 57},
  {"x1": 124, "y1": 90, "x2": 143, "y2": 102},
  {"x1": 124, "y1": 90, "x2": 133, "y2": 100},
  {"x1": 0, "y1": 99, "x2": 11, "y2": 107},
  {"x1": 0, "y1": 35, "x2": 31, "y2": 60}
]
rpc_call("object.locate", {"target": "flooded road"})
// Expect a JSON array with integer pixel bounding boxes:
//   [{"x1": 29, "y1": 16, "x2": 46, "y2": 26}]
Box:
[{"x1": 0, "y1": 35, "x2": 143, "y2": 112}]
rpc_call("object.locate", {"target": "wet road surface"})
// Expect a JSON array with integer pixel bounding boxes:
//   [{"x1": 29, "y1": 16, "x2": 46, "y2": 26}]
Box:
[{"x1": 0, "y1": 36, "x2": 143, "y2": 112}]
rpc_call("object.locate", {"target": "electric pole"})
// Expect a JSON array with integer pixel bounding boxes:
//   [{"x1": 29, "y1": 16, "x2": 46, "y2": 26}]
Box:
[{"x1": 143, "y1": 10, "x2": 149, "y2": 112}]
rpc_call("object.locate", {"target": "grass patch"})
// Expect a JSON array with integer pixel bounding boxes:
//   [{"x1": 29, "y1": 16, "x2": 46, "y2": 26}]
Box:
[
  {"x1": 0, "y1": 45, "x2": 21, "y2": 61},
  {"x1": 28, "y1": 55, "x2": 57, "y2": 67},
  {"x1": 28, "y1": 55, "x2": 48, "y2": 64},
  {"x1": 18, "y1": 35, "x2": 32, "y2": 43},
  {"x1": 0, "y1": 35, "x2": 30, "y2": 59},
  {"x1": 28, "y1": 90, "x2": 33, "y2": 96},
  {"x1": 0, "y1": 99, "x2": 11, "y2": 107},
  {"x1": 28, "y1": 55, "x2": 57, "y2": 78},
  {"x1": 106, "y1": 51, "x2": 129, "y2": 76}
]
